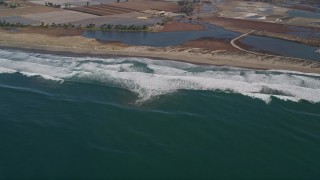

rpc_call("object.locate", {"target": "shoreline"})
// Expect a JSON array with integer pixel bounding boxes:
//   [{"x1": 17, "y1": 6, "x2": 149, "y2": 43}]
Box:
[
  {"x1": 0, "y1": 30, "x2": 319, "y2": 74},
  {"x1": 0, "y1": 45, "x2": 269, "y2": 71}
]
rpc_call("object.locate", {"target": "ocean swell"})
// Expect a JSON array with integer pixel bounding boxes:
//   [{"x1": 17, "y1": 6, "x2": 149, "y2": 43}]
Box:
[{"x1": 0, "y1": 49, "x2": 320, "y2": 103}]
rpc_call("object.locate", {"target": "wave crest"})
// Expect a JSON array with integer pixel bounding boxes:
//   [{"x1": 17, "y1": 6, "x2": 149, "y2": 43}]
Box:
[{"x1": 0, "y1": 49, "x2": 320, "y2": 103}]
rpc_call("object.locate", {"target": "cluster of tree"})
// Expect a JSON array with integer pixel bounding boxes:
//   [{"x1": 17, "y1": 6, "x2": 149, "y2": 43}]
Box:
[
  {"x1": 116, "y1": 0, "x2": 128, "y2": 3},
  {"x1": 43, "y1": 22, "x2": 76, "y2": 29},
  {"x1": 98, "y1": 24, "x2": 148, "y2": 31},
  {"x1": 178, "y1": 0, "x2": 200, "y2": 6},
  {"x1": 82, "y1": 23, "x2": 148, "y2": 31},
  {"x1": 0, "y1": 21, "x2": 76, "y2": 29},
  {"x1": 181, "y1": 4, "x2": 194, "y2": 15},
  {"x1": 89, "y1": 0, "x2": 126, "y2": 6},
  {"x1": 40, "y1": 23, "x2": 148, "y2": 31},
  {"x1": 114, "y1": 24, "x2": 148, "y2": 31},
  {"x1": 45, "y1": 2, "x2": 61, "y2": 8},
  {"x1": 178, "y1": 0, "x2": 198, "y2": 15},
  {"x1": 178, "y1": 0, "x2": 190, "y2": 6},
  {"x1": 0, "y1": 20, "x2": 27, "y2": 27},
  {"x1": 64, "y1": 3, "x2": 71, "y2": 8},
  {"x1": 0, "y1": 1, "x2": 19, "y2": 8},
  {"x1": 0, "y1": 20, "x2": 149, "y2": 31}
]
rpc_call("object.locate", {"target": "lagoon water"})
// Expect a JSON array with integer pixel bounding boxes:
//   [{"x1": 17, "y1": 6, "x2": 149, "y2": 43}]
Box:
[
  {"x1": 288, "y1": 9, "x2": 320, "y2": 19},
  {"x1": 241, "y1": 35, "x2": 320, "y2": 61},
  {"x1": 83, "y1": 24, "x2": 240, "y2": 47},
  {"x1": 1, "y1": 49, "x2": 320, "y2": 179},
  {"x1": 83, "y1": 25, "x2": 320, "y2": 61}
]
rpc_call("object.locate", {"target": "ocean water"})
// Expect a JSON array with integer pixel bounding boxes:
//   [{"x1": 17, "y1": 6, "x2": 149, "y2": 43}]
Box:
[{"x1": 1, "y1": 49, "x2": 320, "y2": 179}]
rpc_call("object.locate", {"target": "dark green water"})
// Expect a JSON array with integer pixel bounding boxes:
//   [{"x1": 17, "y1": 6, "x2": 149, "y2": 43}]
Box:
[{"x1": 1, "y1": 49, "x2": 320, "y2": 179}]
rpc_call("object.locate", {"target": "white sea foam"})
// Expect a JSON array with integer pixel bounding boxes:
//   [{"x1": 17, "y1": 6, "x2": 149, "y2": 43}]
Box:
[
  {"x1": 0, "y1": 49, "x2": 320, "y2": 103},
  {"x1": 19, "y1": 72, "x2": 64, "y2": 83},
  {"x1": 0, "y1": 67, "x2": 16, "y2": 74}
]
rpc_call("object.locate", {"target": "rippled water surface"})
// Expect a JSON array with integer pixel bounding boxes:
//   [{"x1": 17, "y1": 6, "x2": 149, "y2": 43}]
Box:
[{"x1": 1, "y1": 49, "x2": 320, "y2": 179}]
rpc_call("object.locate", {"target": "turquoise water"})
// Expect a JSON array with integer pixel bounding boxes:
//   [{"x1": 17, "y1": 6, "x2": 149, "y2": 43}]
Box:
[{"x1": 1, "y1": 49, "x2": 320, "y2": 179}]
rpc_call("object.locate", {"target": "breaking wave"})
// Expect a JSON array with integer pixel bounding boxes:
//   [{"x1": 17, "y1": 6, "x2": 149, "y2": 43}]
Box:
[{"x1": 0, "y1": 49, "x2": 320, "y2": 103}]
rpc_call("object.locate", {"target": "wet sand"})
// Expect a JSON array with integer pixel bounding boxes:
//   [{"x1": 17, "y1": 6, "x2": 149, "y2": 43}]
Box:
[{"x1": 0, "y1": 29, "x2": 319, "y2": 74}]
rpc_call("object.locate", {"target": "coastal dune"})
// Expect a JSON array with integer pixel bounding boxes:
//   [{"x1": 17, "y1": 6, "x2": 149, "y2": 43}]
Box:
[{"x1": 0, "y1": 30, "x2": 319, "y2": 74}]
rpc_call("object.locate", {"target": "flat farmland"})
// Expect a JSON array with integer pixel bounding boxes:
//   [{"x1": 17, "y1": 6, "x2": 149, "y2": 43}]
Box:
[
  {"x1": 0, "y1": 16, "x2": 40, "y2": 25},
  {"x1": 22, "y1": 10, "x2": 98, "y2": 24},
  {"x1": 109, "y1": 0, "x2": 181, "y2": 12},
  {"x1": 69, "y1": 4, "x2": 137, "y2": 16},
  {"x1": 72, "y1": 12, "x2": 161, "y2": 26},
  {"x1": 0, "y1": 5, "x2": 63, "y2": 17},
  {"x1": 286, "y1": 17, "x2": 320, "y2": 28},
  {"x1": 29, "y1": 0, "x2": 118, "y2": 6},
  {"x1": 30, "y1": 0, "x2": 88, "y2": 6},
  {"x1": 72, "y1": 16, "x2": 161, "y2": 26}
]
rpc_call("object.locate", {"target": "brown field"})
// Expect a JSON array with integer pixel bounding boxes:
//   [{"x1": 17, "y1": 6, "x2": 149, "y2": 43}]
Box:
[
  {"x1": 23, "y1": 10, "x2": 97, "y2": 24},
  {"x1": 71, "y1": 14, "x2": 161, "y2": 27},
  {"x1": 160, "y1": 22, "x2": 206, "y2": 32},
  {"x1": 17, "y1": 27, "x2": 84, "y2": 37},
  {"x1": 69, "y1": 4, "x2": 136, "y2": 16},
  {"x1": 68, "y1": 0, "x2": 181, "y2": 16},
  {"x1": 204, "y1": 16, "x2": 315, "y2": 34},
  {"x1": 108, "y1": 0, "x2": 181, "y2": 12},
  {"x1": 0, "y1": 4, "x2": 63, "y2": 17}
]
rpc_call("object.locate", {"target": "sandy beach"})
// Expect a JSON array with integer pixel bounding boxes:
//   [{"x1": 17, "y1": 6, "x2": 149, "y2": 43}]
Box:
[{"x1": 0, "y1": 29, "x2": 319, "y2": 74}]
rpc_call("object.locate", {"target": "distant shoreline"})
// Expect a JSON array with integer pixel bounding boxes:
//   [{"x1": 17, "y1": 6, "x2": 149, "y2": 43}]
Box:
[{"x1": 0, "y1": 30, "x2": 319, "y2": 74}]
